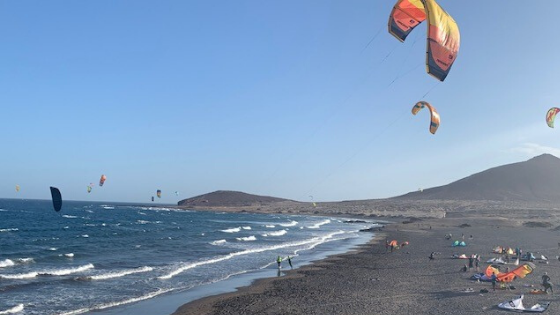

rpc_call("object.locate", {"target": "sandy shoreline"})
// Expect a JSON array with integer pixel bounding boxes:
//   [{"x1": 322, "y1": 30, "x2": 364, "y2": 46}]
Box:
[{"x1": 171, "y1": 217, "x2": 560, "y2": 315}]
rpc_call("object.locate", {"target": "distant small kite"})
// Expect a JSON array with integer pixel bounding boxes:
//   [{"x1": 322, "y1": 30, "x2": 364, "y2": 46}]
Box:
[{"x1": 99, "y1": 175, "x2": 107, "y2": 187}]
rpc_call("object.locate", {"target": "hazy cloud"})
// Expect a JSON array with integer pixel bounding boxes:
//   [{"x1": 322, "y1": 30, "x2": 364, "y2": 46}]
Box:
[{"x1": 510, "y1": 143, "x2": 560, "y2": 157}]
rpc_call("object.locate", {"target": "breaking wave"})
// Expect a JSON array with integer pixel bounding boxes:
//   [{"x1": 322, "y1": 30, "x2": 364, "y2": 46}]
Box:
[
  {"x1": 88, "y1": 266, "x2": 153, "y2": 280},
  {"x1": 279, "y1": 221, "x2": 298, "y2": 227},
  {"x1": 210, "y1": 239, "x2": 227, "y2": 245},
  {"x1": 0, "y1": 304, "x2": 24, "y2": 314},
  {"x1": 262, "y1": 230, "x2": 287, "y2": 237},
  {"x1": 221, "y1": 227, "x2": 241, "y2": 233},
  {"x1": 158, "y1": 230, "x2": 347, "y2": 280},
  {"x1": 236, "y1": 236, "x2": 256, "y2": 241},
  {"x1": 0, "y1": 259, "x2": 15, "y2": 268},
  {"x1": 307, "y1": 219, "x2": 331, "y2": 229}
]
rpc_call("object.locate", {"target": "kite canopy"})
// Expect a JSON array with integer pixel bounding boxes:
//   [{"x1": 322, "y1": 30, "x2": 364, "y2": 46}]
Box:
[
  {"x1": 546, "y1": 107, "x2": 560, "y2": 128},
  {"x1": 389, "y1": 240, "x2": 398, "y2": 247},
  {"x1": 412, "y1": 101, "x2": 440, "y2": 134},
  {"x1": 498, "y1": 295, "x2": 550, "y2": 313},
  {"x1": 50, "y1": 187, "x2": 62, "y2": 212},
  {"x1": 157, "y1": 190, "x2": 162, "y2": 198},
  {"x1": 388, "y1": 0, "x2": 460, "y2": 81},
  {"x1": 15, "y1": 185, "x2": 20, "y2": 192},
  {"x1": 99, "y1": 174, "x2": 107, "y2": 187}
]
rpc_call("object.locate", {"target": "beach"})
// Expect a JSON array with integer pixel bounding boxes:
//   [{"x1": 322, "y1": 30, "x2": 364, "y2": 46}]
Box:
[{"x1": 172, "y1": 217, "x2": 560, "y2": 315}]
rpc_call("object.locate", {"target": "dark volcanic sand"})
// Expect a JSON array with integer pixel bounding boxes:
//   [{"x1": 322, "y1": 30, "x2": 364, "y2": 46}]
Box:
[{"x1": 171, "y1": 217, "x2": 560, "y2": 315}]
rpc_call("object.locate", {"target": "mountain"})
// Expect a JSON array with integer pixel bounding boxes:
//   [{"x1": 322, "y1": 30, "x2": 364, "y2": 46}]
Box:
[
  {"x1": 395, "y1": 154, "x2": 560, "y2": 202},
  {"x1": 177, "y1": 190, "x2": 295, "y2": 207}
]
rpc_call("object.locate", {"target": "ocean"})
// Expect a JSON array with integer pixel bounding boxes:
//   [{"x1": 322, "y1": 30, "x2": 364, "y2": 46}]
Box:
[{"x1": 0, "y1": 199, "x2": 379, "y2": 315}]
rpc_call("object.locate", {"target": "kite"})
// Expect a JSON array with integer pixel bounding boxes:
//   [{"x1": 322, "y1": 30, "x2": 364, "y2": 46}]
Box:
[
  {"x1": 498, "y1": 295, "x2": 549, "y2": 313},
  {"x1": 151, "y1": 196, "x2": 154, "y2": 202},
  {"x1": 388, "y1": 0, "x2": 460, "y2": 81},
  {"x1": 496, "y1": 262, "x2": 536, "y2": 283},
  {"x1": 157, "y1": 190, "x2": 161, "y2": 198},
  {"x1": 50, "y1": 187, "x2": 62, "y2": 212},
  {"x1": 15, "y1": 185, "x2": 20, "y2": 192},
  {"x1": 412, "y1": 101, "x2": 440, "y2": 134},
  {"x1": 546, "y1": 107, "x2": 560, "y2": 128},
  {"x1": 99, "y1": 174, "x2": 107, "y2": 187}
]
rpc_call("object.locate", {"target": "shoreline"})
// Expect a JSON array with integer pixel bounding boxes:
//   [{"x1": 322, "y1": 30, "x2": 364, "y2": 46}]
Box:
[
  {"x1": 86, "y1": 217, "x2": 379, "y2": 315},
  {"x1": 170, "y1": 216, "x2": 560, "y2": 315}
]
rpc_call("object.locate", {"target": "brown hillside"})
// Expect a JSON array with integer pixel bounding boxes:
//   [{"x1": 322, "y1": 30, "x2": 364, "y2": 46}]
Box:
[
  {"x1": 395, "y1": 154, "x2": 560, "y2": 202},
  {"x1": 178, "y1": 190, "x2": 295, "y2": 207}
]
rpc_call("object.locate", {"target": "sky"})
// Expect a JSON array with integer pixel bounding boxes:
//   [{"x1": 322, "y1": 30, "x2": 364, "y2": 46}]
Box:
[{"x1": 2, "y1": 0, "x2": 560, "y2": 203}]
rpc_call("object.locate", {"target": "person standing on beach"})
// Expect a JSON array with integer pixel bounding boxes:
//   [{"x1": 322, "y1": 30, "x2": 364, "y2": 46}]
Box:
[
  {"x1": 491, "y1": 272, "x2": 497, "y2": 291},
  {"x1": 542, "y1": 272, "x2": 553, "y2": 294},
  {"x1": 277, "y1": 256, "x2": 282, "y2": 269},
  {"x1": 468, "y1": 255, "x2": 474, "y2": 270},
  {"x1": 287, "y1": 256, "x2": 293, "y2": 269},
  {"x1": 475, "y1": 254, "x2": 480, "y2": 271}
]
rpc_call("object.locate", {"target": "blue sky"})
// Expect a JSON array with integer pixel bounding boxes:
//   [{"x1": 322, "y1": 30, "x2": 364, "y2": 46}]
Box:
[{"x1": 2, "y1": 0, "x2": 560, "y2": 203}]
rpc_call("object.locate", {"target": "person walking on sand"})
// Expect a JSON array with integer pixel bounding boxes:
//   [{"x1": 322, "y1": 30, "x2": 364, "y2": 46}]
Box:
[
  {"x1": 542, "y1": 272, "x2": 553, "y2": 294},
  {"x1": 429, "y1": 252, "x2": 435, "y2": 261},
  {"x1": 287, "y1": 256, "x2": 293, "y2": 269},
  {"x1": 491, "y1": 272, "x2": 497, "y2": 291},
  {"x1": 277, "y1": 255, "x2": 282, "y2": 269}
]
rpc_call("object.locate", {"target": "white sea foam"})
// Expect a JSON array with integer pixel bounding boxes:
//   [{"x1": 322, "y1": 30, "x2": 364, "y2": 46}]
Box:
[
  {"x1": 89, "y1": 266, "x2": 153, "y2": 280},
  {"x1": 102, "y1": 206, "x2": 115, "y2": 210},
  {"x1": 1, "y1": 264, "x2": 94, "y2": 278},
  {"x1": 210, "y1": 239, "x2": 227, "y2": 245},
  {"x1": 0, "y1": 228, "x2": 18, "y2": 232},
  {"x1": 0, "y1": 272, "x2": 38, "y2": 279},
  {"x1": 16, "y1": 258, "x2": 34, "y2": 264},
  {"x1": 58, "y1": 288, "x2": 175, "y2": 315},
  {"x1": 48, "y1": 247, "x2": 57, "y2": 251},
  {"x1": 241, "y1": 226, "x2": 251, "y2": 230},
  {"x1": 0, "y1": 259, "x2": 15, "y2": 268},
  {"x1": 62, "y1": 215, "x2": 78, "y2": 219},
  {"x1": 221, "y1": 227, "x2": 241, "y2": 233},
  {"x1": 85, "y1": 210, "x2": 94, "y2": 213},
  {"x1": 65, "y1": 253, "x2": 75, "y2": 258},
  {"x1": 265, "y1": 225, "x2": 275, "y2": 228},
  {"x1": 42, "y1": 263, "x2": 94, "y2": 276},
  {"x1": 159, "y1": 230, "x2": 347, "y2": 280},
  {"x1": 279, "y1": 220, "x2": 298, "y2": 227},
  {"x1": 136, "y1": 220, "x2": 150, "y2": 225},
  {"x1": 307, "y1": 219, "x2": 331, "y2": 229},
  {"x1": 236, "y1": 236, "x2": 256, "y2": 241},
  {"x1": 0, "y1": 304, "x2": 24, "y2": 314},
  {"x1": 262, "y1": 230, "x2": 287, "y2": 237}
]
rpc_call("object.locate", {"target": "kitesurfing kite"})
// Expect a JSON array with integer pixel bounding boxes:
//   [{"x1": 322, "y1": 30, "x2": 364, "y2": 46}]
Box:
[
  {"x1": 151, "y1": 196, "x2": 155, "y2": 202},
  {"x1": 412, "y1": 101, "x2": 440, "y2": 134},
  {"x1": 388, "y1": 0, "x2": 460, "y2": 81},
  {"x1": 498, "y1": 295, "x2": 550, "y2": 313},
  {"x1": 546, "y1": 107, "x2": 560, "y2": 128},
  {"x1": 175, "y1": 191, "x2": 179, "y2": 196},
  {"x1": 99, "y1": 174, "x2": 107, "y2": 187},
  {"x1": 50, "y1": 187, "x2": 62, "y2": 212},
  {"x1": 157, "y1": 190, "x2": 162, "y2": 198},
  {"x1": 496, "y1": 262, "x2": 536, "y2": 282},
  {"x1": 15, "y1": 185, "x2": 20, "y2": 192},
  {"x1": 87, "y1": 183, "x2": 94, "y2": 193}
]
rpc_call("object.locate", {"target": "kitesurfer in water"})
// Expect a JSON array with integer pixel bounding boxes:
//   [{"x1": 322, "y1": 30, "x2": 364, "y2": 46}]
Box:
[{"x1": 277, "y1": 256, "x2": 282, "y2": 269}]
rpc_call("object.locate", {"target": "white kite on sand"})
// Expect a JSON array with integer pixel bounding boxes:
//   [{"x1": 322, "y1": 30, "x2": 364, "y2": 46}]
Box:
[{"x1": 498, "y1": 295, "x2": 550, "y2": 313}]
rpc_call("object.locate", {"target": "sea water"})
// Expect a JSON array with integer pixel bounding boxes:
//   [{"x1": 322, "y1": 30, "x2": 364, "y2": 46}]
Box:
[{"x1": 0, "y1": 199, "x2": 378, "y2": 315}]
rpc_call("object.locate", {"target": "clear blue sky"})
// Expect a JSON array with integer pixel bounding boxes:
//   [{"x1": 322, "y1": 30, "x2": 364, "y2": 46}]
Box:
[{"x1": 2, "y1": 0, "x2": 560, "y2": 203}]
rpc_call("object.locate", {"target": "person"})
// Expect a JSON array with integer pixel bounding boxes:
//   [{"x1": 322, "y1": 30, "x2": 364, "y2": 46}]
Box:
[
  {"x1": 287, "y1": 256, "x2": 293, "y2": 269},
  {"x1": 277, "y1": 255, "x2": 282, "y2": 269},
  {"x1": 461, "y1": 264, "x2": 468, "y2": 272},
  {"x1": 390, "y1": 242, "x2": 395, "y2": 253},
  {"x1": 475, "y1": 254, "x2": 480, "y2": 272},
  {"x1": 385, "y1": 239, "x2": 389, "y2": 253},
  {"x1": 542, "y1": 272, "x2": 553, "y2": 294},
  {"x1": 429, "y1": 252, "x2": 435, "y2": 260},
  {"x1": 491, "y1": 272, "x2": 497, "y2": 291},
  {"x1": 468, "y1": 255, "x2": 474, "y2": 270}
]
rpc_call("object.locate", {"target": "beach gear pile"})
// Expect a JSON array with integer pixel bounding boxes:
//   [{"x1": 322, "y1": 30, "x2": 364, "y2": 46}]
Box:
[{"x1": 498, "y1": 295, "x2": 550, "y2": 312}]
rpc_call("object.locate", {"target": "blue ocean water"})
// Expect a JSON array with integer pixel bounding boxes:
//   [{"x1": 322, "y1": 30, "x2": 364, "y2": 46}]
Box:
[{"x1": 0, "y1": 199, "x2": 378, "y2": 315}]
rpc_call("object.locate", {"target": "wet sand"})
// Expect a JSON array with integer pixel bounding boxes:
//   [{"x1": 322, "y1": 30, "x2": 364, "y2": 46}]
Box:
[{"x1": 171, "y1": 217, "x2": 560, "y2": 315}]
